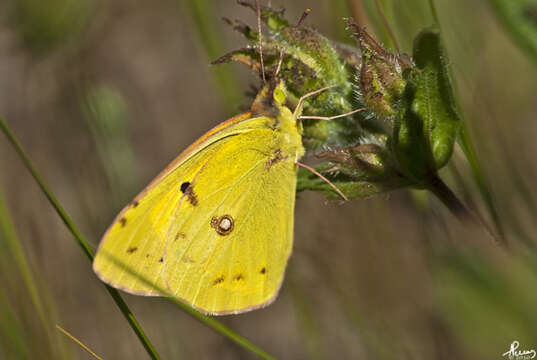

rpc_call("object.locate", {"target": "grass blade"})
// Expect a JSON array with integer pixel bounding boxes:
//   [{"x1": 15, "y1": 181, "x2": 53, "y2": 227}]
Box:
[
  {"x1": 457, "y1": 125, "x2": 506, "y2": 240},
  {"x1": 0, "y1": 186, "x2": 70, "y2": 358},
  {"x1": 56, "y1": 325, "x2": 103, "y2": 360},
  {"x1": 0, "y1": 292, "x2": 30, "y2": 359},
  {"x1": 0, "y1": 187, "x2": 48, "y2": 335},
  {"x1": 100, "y1": 250, "x2": 276, "y2": 360},
  {"x1": 0, "y1": 116, "x2": 161, "y2": 360},
  {"x1": 180, "y1": 0, "x2": 242, "y2": 114},
  {"x1": 0, "y1": 115, "x2": 274, "y2": 360},
  {"x1": 427, "y1": 0, "x2": 506, "y2": 242},
  {"x1": 488, "y1": 0, "x2": 537, "y2": 65}
]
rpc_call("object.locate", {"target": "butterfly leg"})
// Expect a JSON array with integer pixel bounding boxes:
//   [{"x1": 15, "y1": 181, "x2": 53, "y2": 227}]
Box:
[
  {"x1": 292, "y1": 85, "x2": 339, "y2": 120},
  {"x1": 295, "y1": 161, "x2": 348, "y2": 201},
  {"x1": 298, "y1": 108, "x2": 366, "y2": 121}
]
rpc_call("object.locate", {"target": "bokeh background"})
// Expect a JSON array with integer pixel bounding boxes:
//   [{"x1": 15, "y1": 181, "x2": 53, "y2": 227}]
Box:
[{"x1": 1, "y1": 0, "x2": 537, "y2": 359}]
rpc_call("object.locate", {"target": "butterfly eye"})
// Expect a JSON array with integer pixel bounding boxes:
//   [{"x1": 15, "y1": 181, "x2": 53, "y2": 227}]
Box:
[{"x1": 211, "y1": 215, "x2": 234, "y2": 236}]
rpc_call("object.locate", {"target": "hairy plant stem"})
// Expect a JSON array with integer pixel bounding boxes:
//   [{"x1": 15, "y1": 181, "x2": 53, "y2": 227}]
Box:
[{"x1": 427, "y1": 176, "x2": 504, "y2": 246}]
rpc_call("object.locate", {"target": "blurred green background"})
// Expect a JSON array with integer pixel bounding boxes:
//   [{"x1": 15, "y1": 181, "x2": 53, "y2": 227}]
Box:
[{"x1": 1, "y1": 0, "x2": 537, "y2": 359}]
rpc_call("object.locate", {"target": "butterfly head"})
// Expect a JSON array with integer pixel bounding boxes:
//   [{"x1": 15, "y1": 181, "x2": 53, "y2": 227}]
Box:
[{"x1": 250, "y1": 79, "x2": 289, "y2": 118}]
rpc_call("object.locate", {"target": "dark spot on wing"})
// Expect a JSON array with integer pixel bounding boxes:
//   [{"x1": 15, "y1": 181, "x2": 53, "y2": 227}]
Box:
[
  {"x1": 180, "y1": 182, "x2": 198, "y2": 206},
  {"x1": 210, "y1": 215, "x2": 234, "y2": 236},
  {"x1": 180, "y1": 182, "x2": 190, "y2": 193},
  {"x1": 132, "y1": 200, "x2": 139, "y2": 208},
  {"x1": 146, "y1": 254, "x2": 150, "y2": 258},
  {"x1": 212, "y1": 276, "x2": 225, "y2": 285},
  {"x1": 126, "y1": 246, "x2": 137, "y2": 254},
  {"x1": 265, "y1": 149, "x2": 288, "y2": 170},
  {"x1": 175, "y1": 232, "x2": 186, "y2": 241},
  {"x1": 260, "y1": 267, "x2": 266, "y2": 274},
  {"x1": 119, "y1": 217, "x2": 127, "y2": 227},
  {"x1": 233, "y1": 274, "x2": 244, "y2": 281},
  {"x1": 158, "y1": 257, "x2": 164, "y2": 263}
]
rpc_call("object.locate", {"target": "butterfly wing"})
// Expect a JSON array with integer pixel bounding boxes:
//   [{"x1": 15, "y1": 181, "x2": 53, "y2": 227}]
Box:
[
  {"x1": 93, "y1": 112, "x2": 261, "y2": 295},
  {"x1": 162, "y1": 129, "x2": 298, "y2": 314},
  {"x1": 93, "y1": 111, "x2": 302, "y2": 314}
]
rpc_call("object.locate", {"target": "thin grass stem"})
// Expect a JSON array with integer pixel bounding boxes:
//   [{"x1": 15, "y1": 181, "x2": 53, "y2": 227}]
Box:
[
  {"x1": 428, "y1": 0, "x2": 440, "y2": 28},
  {"x1": 426, "y1": 0, "x2": 506, "y2": 243},
  {"x1": 1, "y1": 115, "x2": 274, "y2": 360},
  {"x1": 56, "y1": 325, "x2": 103, "y2": 360},
  {"x1": 100, "y1": 250, "x2": 276, "y2": 360},
  {"x1": 427, "y1": 175, "x2": 503, "y2": 246},
  {"x1": 0, "y1": 116, "x2": 162, "y2": 360},
  {"x1": 0, "y1": 187, "x2": 62, "y2": 355},
  {"x1": 181, "y1": 0, "x2": 242, "y2": 114}
]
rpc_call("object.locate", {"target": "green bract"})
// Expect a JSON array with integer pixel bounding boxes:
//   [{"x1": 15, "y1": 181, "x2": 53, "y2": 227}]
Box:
[
  {"x1": 393, "y1": 28, "x2": 461, "y2": 184},
  {"x1": 216, "y1": 3, "x2": 461, "y2": 200},
  {"x1": 214, "y1": 1, "x2": 378, "y2": 150}
]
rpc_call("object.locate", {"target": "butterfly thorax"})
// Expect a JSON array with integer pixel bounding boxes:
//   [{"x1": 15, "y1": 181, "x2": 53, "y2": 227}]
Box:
[{"x1": 251, "y1": 81, "x2": 305, "y2": 161}]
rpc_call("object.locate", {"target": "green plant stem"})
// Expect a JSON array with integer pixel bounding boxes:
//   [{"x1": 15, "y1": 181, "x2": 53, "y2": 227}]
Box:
[
  {"x1": 427, "y1": 0, "x2": 506, "y2": 242},
  {"x1": 0, "y1": 187, "x2": 64, "y2": 357},
  {"x1": 0, "y1": 116, "x2": 161, "y2": 360},
  {"x1": 103, "y1": 252, "x2": 276, "y2": 360},
  {"x1": 427, "y1": 176, "x2": 503, "y2": 246},
  {"x1": 428, "y1": 0, "x2": 440, "y2": 29},
  {"x1": 1, "y1": 115, "x2": 275, "y2": 360}
]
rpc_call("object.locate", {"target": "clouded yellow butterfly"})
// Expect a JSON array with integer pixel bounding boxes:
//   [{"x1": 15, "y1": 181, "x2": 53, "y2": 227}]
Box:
[{"x1": 93, "y1": 81, "x2": 306, "y2": 314}]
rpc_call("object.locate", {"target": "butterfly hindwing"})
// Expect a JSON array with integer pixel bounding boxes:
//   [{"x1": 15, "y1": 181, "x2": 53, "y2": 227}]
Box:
[{"x1": 163, "y1": 128, "x2": 297, "y2": 314}]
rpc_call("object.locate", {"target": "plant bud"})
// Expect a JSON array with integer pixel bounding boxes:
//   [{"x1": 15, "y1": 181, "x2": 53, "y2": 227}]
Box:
[{"x1": 348, "y1": 20, "x2": 411, "y2": 116}]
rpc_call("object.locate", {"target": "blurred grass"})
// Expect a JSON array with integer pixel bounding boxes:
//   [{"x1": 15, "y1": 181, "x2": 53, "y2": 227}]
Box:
[
  {"x1": 9, "y1": 0, "x2": 92, "y2": 56},
  {"x1": 0, "y1": 115, "x2": 162, "y2": 360},
  {"x1": 488, "y1": 0, "x2": 537, "y2": 66},
  {"x1": 179, "y1": 0, "x2": 243, "y2": 115},
  {"x1": 0, "y1": 184, "x2": 71, "y2": 359},
  {"x1": 0, "y1": 291, "x2": 30, "y2": 359},
  {"x1": 56, "y1": 325, "x2": 103, "y2": 360},
  {"x1": 82, "y1": 85, "x2": 139, "y2": 205},
  {"x1": 433, "y1": 249, "x2": 537, "y2": 358},
  {"x1": 1, "y1": 0, "x2": 537, "y2": 359}
]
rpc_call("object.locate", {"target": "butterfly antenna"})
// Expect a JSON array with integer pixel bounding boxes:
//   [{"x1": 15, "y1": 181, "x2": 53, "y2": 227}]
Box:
[
  {"x1": 292, "y1": 85, "x2": 338, "y2": 120},
  {"x1": 296, "y1": 162, "x2": 348, "y2": 201},
  {"x1": 296, "y1": 8, "x2": 311, "y2": 28},
  {"x1": 299, "y1": 107, "x2": 366, "y2": 121},
  {"x1": 255, "y1": 0, "x2": 266, "y2": 84},
  {"x1": 374, "y1": 0, "x2": 400, "y2": 54}
]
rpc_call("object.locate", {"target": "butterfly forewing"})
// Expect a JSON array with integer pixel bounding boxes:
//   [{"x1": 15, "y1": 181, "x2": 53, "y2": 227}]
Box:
[{"x1": 93, "y1": 139, "x2": 226, "y2": 295}]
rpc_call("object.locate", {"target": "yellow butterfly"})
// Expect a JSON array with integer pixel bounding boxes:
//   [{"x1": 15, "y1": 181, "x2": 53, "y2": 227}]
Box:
[{"x1": 93, "y1": 81, "x2": 309, "y2": 315}]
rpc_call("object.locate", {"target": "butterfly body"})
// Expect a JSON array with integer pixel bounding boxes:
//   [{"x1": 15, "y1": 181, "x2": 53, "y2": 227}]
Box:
[{"x1": 93, "y1": 81, "x2": 305, "y2": 315}]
